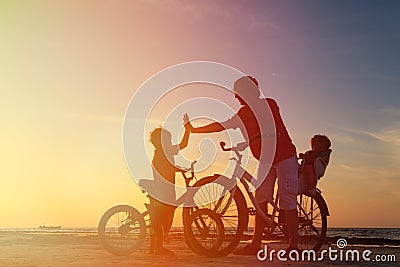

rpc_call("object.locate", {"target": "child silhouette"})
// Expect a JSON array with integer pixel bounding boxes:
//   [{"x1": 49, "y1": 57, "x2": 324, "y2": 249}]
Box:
[
  {"x1": 148, "y1": 116, "x2": 190, "y2": 256},
  {"x1": 299, "y1": 134, "x2": 332, "y2": 191}
]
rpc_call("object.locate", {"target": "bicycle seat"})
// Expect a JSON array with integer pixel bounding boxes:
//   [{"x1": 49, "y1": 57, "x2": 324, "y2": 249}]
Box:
[{"x1": 138, "y1": 179, "x2": 155, "y2": 194}]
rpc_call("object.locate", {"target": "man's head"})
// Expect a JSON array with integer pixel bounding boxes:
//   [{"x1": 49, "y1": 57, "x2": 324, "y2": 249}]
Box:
[
  {"x1": 233, "y1": 76, "x2": 260, "y2": 105},
  {"x1": 149, "y1": 127, "x2": 172, "y2": 149}
]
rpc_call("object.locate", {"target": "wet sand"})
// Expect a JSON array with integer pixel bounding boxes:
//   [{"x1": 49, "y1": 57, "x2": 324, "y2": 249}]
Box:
[{"x1": 0, "y1": 231, "x2": 398, "y2": 266}]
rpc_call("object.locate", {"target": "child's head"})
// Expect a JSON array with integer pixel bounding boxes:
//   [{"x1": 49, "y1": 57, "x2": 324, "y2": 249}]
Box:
[
  {"x1": 311, "y1": 134, "x2": 331, "y2": 152},
  {"x1": 149, "y1": 127, "x2": 172, "y2": 149}
]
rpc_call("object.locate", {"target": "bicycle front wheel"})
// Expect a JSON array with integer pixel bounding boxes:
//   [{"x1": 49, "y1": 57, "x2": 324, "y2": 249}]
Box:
[
  {"x1": 297, "y1": 191, "x2": 328, "y2": 251},
  {"x1": 183, "y1": 175, "x2": 248, "y2": 257},
  {"x1": 185, "y1": 208, "x2": 225, "y2": 257},
  {"x1": 98, "y1": 205, "x2": 147, "y2": 256}
]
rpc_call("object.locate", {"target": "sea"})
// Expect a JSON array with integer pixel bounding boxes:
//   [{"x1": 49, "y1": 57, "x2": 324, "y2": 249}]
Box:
[
  {"x1": 326, "y1": 228, "x2": 400, "y2": 241},
  {"x1": 1, "y1": 227, "x2": 399, "y2": 245}
]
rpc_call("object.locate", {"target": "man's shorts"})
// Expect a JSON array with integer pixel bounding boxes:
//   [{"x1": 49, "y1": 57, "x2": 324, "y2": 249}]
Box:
[{"x1": 255, "y1": 156, "x2": 298, "y2": 210}]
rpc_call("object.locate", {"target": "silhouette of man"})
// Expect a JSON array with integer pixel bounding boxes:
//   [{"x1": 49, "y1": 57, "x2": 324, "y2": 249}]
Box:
[{"x1": 184, "y1": 76, "x2": 299, "y2": 254}]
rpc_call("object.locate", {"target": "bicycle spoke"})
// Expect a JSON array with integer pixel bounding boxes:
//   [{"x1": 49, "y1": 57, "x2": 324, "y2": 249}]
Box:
[
  {"x1": 184, "y1": 175, "x2": 247, "y2": 257},
  {"x1": 296, "y1": 193, "x2": 327, "y2": 251},
  {"x1": 99, "y1": 205, "x2": 147, "y2": 256}
]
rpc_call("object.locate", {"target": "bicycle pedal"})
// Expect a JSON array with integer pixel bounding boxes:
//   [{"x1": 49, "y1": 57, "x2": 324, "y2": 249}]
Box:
[
  {"x1": 248, "y1": 207, "x2": 257, "y2": 216},
  {"x1": 264, "y1": 217, "x2": 275, "y2": 228}
]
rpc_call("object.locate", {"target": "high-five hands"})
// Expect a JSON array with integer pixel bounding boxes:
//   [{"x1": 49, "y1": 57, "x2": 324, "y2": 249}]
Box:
[{"x1": 183, "y1": 113, "x2": 193, "y2": 131}]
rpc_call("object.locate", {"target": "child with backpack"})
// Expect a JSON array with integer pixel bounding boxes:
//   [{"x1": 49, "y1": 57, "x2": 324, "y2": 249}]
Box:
[{"x1": 299, "y1": 135, "x2": 332, "y2": 192}]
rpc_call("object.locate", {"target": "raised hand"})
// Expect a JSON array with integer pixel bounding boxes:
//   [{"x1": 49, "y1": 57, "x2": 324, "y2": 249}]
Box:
[
  {"x1": 183, "y1": 113, "x2": 193, "y2": 131},
  {"x1": 183, "y1": 113, "x2": 189, "y2": 124}
]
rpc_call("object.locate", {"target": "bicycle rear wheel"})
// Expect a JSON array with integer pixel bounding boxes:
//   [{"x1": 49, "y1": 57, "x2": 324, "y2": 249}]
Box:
[
  {"x1": 98, "y1": 205, "x2": 147, "y2": 256},
  {"x1": 183, "y1": 175, "x2": 248, "y2": 257},
  {"x1": 297, "y1": 191, "x2": 328, "y2": 251}
]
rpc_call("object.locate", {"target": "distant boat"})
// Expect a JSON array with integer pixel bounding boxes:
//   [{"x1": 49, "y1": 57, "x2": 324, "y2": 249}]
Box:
[{"x1": 38, "y1": 225, "x2": 61, "y2": 230}]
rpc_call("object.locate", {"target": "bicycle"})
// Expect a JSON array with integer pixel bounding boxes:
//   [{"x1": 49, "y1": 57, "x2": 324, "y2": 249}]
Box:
[
  {"x1": 98, "y1": 141, "x2": 330, "y2": 258},
  {"x1": 181, "y1": 141, "x2": 330, "y2": 257},
  {"x1": 98, "y1": 161, "x2": 230, "y2": 256}
]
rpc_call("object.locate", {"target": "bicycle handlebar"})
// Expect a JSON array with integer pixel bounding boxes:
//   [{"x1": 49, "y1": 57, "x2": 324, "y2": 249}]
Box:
[
  {"x1": 177, "y1": 160, "x2": 197, "y2": 186},
  {"x1": 219, "y1": 141, "x2": 232, "y2": 151},
  {"x1": 190, "y1": 160, "x2": 197, "y2": 171},
  {"x1": 219, "y1": 141, "x2": 244, "y2": 165}
]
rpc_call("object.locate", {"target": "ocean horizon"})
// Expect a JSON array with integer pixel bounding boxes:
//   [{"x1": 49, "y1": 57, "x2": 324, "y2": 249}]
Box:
[{"x1": 2, "y1": 227, "x2": 399, "y2": 243}]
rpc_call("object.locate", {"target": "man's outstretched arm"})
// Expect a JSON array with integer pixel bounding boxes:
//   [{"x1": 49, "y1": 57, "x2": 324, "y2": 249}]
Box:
[
  {"x1": 183, "y1": 113, "x2": 226, "y2": 134},
  {"x1": 190, "y1": 122, "x2": 225, "y2": 133}
]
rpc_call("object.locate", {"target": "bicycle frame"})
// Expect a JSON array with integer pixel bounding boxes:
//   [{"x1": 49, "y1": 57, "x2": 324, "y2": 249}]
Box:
[
  {"x1": 215, "y1": 142, "x2": 325, "y2": 238},
  {"x1": 216, "y1": 142, "x2": 280, "y2": 225},
  {"x1": 139, "y1": 160, "x2": 199, "y2": 208}
]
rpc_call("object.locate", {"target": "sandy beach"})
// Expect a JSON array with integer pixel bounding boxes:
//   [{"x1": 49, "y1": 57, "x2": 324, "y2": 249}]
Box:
[{"x1": 0, "y1": 231, "x2": 398, "y2": 267}]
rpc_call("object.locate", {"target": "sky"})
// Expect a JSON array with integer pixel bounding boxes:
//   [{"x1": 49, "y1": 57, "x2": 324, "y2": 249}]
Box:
[{"x1": 1, "y1": 0, "x2": 400, "y2": 228}]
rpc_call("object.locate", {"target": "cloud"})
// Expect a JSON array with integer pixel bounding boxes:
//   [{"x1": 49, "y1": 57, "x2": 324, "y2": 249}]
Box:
[
  {"x1": 138, "y1": 0, "x2": 279, "y2": 31},
  {"x1": 363, "y1": 128, "x2": 400, "y2": 146},
  {"x1": 61, "y1": 112, "x2": 123, "y2": 124},
  {"x1": 334, "y1": 121, "x2": 400, "y2": 149},
  {"x1": 364, "y1": 108, "x2": 400, "y2": 145},
  {"x1": 379, "y1": 107, "x2": 400, "y2": 117},
  {"x1": 335, "y1": 164, "x2": 362, "y2": 173},
  {"x1": 330, "y1": 116, "x2": 400, "y2": 183},
  {"x1": 352, "y1": 110, "x2": 400, "y2": 149}
]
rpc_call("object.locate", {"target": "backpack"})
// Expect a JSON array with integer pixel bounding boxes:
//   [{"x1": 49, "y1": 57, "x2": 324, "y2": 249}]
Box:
[{"x1": 298, "y1": 149, "x2": 332, "y2": 194}]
